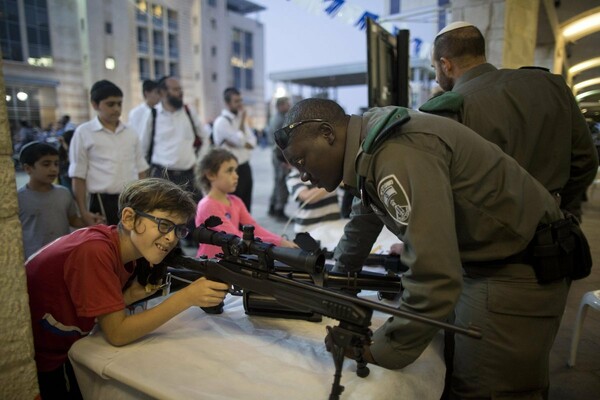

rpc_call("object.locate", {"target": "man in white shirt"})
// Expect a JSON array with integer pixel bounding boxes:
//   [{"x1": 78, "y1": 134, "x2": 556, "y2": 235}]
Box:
[
  {"x1": 69, "y1": 80, "x2": 148, "y2": 225},
  {"x1": 138, "y1": 76, "x2": 207, "y2": 244},
  {"x1": 138, "y1": 76, "x2": 206, "y2": 184},
  {"x1": 212, "y1": 87, "x2": 257, "y2": 211},
  {"x1": 127, "y1": 79, "x2": 160, "y2": 136}
]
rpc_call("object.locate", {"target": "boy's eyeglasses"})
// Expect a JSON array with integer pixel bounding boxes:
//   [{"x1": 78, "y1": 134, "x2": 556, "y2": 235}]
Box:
[
  {"x1": 273, "y1": 119, "x2": 325, "y2": 149},
  {"x1": 134, "y1": 209, "x2": 190, "y2": 239}
]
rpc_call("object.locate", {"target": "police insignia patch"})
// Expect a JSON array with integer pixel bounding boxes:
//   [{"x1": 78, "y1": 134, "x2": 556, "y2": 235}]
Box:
[{"x1": 377, "y1": 175, "x2": 411, "y2": 225}]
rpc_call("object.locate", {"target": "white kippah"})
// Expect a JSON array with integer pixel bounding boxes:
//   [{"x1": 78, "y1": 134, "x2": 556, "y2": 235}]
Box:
[{"x1": 436, "y1": 21, "x2": 475, "y2": 38}]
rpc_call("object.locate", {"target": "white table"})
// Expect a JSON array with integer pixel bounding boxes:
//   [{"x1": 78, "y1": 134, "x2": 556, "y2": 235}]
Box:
[
  {"x1": 305, "y1": 219, "x2": 400, "y2": 255},
  {"x1": 70, "y1": 293, "x2": 445, "y2": 400}
]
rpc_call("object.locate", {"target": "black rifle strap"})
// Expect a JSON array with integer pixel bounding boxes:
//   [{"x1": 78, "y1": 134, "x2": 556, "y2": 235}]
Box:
[
  {"x1": 184, "y1": 104, "x2": 201, "y2": 143},
  {"x1": 146, "y1": 106, "x2": 157, "y2": 163}
]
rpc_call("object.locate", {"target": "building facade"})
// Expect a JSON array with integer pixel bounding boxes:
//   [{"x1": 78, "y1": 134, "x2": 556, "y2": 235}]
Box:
[{"x1": 1, "y1": 0, "x2": 266, "y2": 139}]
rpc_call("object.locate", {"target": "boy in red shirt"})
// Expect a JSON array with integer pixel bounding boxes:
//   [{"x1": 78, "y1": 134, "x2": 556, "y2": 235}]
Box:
[{"x1": 26, "y1": 178, "x2": 229, "y2": 399}]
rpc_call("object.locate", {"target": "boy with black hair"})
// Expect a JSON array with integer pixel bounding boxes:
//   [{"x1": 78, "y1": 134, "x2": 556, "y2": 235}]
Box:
[
  {"x1": 127, "y1": 79, "x2": 160, "y2": 136},
  {"x1": 69, "y1": 79, "x2": 149, "y2": 226},
  {"x1": 27, "y1": 177, "x2": 229, "y2": 399},
  {"x1": 18, "y1": 141, "x2": 85, "y2": 259}
]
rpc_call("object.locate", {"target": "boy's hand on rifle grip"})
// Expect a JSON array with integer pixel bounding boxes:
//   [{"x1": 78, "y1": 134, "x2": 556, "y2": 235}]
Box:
[{"x1": 184, "y1": 277, "x2": 229, "y2": 308}]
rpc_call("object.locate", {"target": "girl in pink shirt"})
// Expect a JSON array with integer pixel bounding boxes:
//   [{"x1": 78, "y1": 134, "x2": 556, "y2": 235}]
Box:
[{"x1": 195, "y1": 148, "x2": 297, "y2": 257}]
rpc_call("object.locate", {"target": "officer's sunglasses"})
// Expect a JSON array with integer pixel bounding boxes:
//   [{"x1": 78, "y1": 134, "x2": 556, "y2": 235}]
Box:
[
  {"x1": 273, "y1": 119, "x2": 325, "y2": 149},
  {"x1": 134, "y1": 209, "x2": 190, "y2": 239}
]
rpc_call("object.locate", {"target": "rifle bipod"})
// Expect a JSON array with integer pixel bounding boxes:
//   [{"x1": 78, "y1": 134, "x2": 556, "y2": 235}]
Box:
[{"x1": 326, "y1": 323, "x2": 372, "y2": 400}]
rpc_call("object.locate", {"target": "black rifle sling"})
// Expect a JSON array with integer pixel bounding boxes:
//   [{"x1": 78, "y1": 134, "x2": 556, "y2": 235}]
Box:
[
  {"x1": 147, "y1": 105, "x2": 201, "y2": 162},
  {"x1": 184, "y1": 105, "x2": 202, "y2": 149},
  {"x1": 146, "y1": 107, "x2": 157, "y2": 163}
]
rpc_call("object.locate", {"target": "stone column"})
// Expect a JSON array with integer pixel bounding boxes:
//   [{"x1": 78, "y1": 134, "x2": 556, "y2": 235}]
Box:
[{"x1": 0, "y1": 58, "x2": 40, "y2": 399}]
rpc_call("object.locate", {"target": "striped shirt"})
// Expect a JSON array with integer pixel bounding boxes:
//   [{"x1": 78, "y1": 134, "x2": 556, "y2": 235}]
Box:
[{"x1": 286, "y1": 169, "x2": 341, "y2": 233}]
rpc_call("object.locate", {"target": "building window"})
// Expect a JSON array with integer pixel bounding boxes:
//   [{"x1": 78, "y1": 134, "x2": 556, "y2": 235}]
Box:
[
  {"x1": 245, "y1": 68, "x2": 253, "y2": 91},
  {"x1": 169, "y1": 62, "x2": 178, "y2": 77},
  {"x1": 135, "y1": 4, "x2": 177, "y2": 79},
  {"x1": 244, "y1": 31, "x2": 253, "y2": 58},
  {"x1": 211, "y1": 46, "x2": 216, "y2": 57},
  {"x1": 230, "y1": 29, "x2": 253, "y2": 92},
  {"x1": 0, "y1": 0, "x2": 24, "y2": 61},
  {"x1": 105, "y1": 22, "x2": 112, "y2": 34},
  {"x1": 233, "y1": 67, "x2": 241, "y2": 89},
  {"x1": 137, "y1": 26, "x2": 148, "y2": 53},
  {"x1": 208, "y1": 0, "x2": 216, "y2": 7},
  {"x1": 212, "y1": 72, "x2": 217, "y2": 82},
  {"x1": 167, "y1": 9, "x2": 177, "y2": 31},
  {"x1": 210, "y1": 18, "x2": 216, "y2": 30},
  {"x1": 135, "y1": 0, "x2": 148, "y2": 23},
  {"x1": 232, "y1": 29, "x2": 241, "y2": 57},
  {"x1": 139, "y1": 58, "x2": 150, "y2": 80},
  {"x1": 153, "y1": 29, "x2": 164, "y2": 56},
  {"x1": 154, "y1": 60, "x2": 164, "y2": 78},
  {"x1": 1, "y1": 0, "x2": 53, "y2": 66},
  {"x1": 24, "y1": 0, "x2": 52, "y2": 59},
  {"x1": 152, "y1": 4, "x2": 163, "y2": 27},
  {"x1": 168, "y1": 33, "x2": 178, "y2": 58}
]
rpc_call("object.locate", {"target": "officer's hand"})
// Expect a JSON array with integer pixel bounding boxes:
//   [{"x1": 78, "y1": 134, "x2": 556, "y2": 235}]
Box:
[{"x1": 389, "y1": 242, "x2": 404, "y2": 255}]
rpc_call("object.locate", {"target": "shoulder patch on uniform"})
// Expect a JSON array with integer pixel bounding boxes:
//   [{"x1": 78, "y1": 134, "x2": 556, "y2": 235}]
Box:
[
  {"x1": 419, "y1": 91, "x2": 463, "y2": 114},
  {"x1": 377, "y1": 174, "x2": 411, "y2": 225}
]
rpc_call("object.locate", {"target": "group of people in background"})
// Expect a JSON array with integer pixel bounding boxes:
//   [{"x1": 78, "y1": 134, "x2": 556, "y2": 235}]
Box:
[
  {"x1": 14, "y1": 20, "x2": 600, "y2": 400},
  {"x1": 16, "y1": 75, "x2": 283, "y2": 258}
]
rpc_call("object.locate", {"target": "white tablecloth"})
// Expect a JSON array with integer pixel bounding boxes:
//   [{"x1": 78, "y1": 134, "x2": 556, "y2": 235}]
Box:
[
  {"x1": 305, "y1": 219, "x2": 400, "y2": 254},
  {"x1": 69, "y1": 294, "x2": 445, "y2": 400}
]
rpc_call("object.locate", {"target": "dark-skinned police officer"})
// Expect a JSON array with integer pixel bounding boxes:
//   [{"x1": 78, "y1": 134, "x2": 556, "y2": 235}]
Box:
[{"x1": 274, "y1": 98, "x2": 591, "y2": 399}]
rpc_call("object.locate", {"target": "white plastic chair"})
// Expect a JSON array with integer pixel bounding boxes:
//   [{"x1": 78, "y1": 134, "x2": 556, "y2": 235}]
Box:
[{"x1": 568, "y1": 290, "x2": 600, "y2": 367}]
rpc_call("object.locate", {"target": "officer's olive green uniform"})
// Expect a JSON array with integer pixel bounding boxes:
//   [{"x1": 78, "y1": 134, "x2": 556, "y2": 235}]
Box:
[
  {"x1": 335, "y1": 108, "x2": 569, "y2": 399},
  {"x1": 420, "y1": 63, "x2": 599, "y2": 218}
]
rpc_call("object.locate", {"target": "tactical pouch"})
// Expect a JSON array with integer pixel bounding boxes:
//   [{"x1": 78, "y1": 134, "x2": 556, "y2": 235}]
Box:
[
  {"x1": 567, "y1": 216, "x2": 593, "y2": 280},
  {"x1": 529, "y1": 215, "x2": 592, "y2": 283}
]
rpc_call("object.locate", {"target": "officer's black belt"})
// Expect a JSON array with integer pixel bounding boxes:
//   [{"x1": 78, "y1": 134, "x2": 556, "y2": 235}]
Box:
[
  {"x1": 462, "y1": 215, "x2": 591, "y2": 284},
  {"x1": 462, "y1": 250, "x2": 530, "y2": 268}
]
